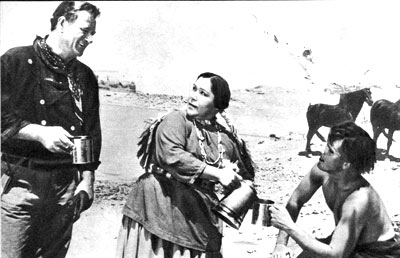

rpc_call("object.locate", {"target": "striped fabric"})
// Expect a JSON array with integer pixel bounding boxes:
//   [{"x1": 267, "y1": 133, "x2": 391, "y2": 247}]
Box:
[{"x1": 116, "y1": 216, "x2": 223, "y2": 258}]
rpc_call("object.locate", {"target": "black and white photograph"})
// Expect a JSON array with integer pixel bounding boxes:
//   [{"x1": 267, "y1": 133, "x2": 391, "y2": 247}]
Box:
[{"x1": 1, "y1": 1, "x2": 399, "y2": 258}]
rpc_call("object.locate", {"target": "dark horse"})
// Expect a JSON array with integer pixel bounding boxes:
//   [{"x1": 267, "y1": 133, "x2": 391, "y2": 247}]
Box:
[
  {"x1": 305, "y1": 88, "x2": 373, "y2": 152},
  {"x1": 370, "y1": 99, "x2": 400, "y2": 157}
]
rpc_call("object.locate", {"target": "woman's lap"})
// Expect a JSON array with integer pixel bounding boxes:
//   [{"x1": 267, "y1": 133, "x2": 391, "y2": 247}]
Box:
[{"x1": 116, "y1": 216, "x2": 222, "y2": 258}]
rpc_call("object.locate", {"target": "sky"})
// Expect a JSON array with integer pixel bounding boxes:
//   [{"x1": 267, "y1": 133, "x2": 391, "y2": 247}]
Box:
[{"x1": 1, "y1": 1, "x2": 399, "y2": 95}]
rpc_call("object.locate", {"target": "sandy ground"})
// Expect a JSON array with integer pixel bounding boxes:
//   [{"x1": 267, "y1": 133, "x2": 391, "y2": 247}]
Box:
[{"x1": 67, "y1": 85, "x2": 400, "y2": 258}]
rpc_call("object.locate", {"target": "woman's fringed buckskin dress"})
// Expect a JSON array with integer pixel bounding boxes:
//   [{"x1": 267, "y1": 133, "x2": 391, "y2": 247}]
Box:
[{"x1": 116, "y1": 110, "x2": 254, "y2": 258}]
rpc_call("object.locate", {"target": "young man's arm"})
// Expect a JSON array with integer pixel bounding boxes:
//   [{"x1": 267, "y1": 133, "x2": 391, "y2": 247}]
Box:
[
  {"x1": 272, "y1": 163, "x2": 326, "y2": 257},
  {"x1": 271, "y1": 186, "x2": 369, "y2": 258}
]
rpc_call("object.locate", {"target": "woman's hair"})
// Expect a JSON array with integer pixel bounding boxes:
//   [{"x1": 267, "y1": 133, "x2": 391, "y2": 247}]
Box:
[
  {"x1": 191, "y1": 73, "x2": 254, "y2": 179},
  {"x1": 50, "y1": 1, "x2": 101, "y2": 31},
  {"x1": 197, "y1": 72, "x2": 231, "y2": 110},
  {"x1": 328, "y1": 121, "x2": 376, "y2": 174}
]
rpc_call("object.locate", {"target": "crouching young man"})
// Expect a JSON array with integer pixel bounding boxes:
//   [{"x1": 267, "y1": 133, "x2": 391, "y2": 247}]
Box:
[{"x1": 270, "y1": 121, "x2": 399, "y2": 258}]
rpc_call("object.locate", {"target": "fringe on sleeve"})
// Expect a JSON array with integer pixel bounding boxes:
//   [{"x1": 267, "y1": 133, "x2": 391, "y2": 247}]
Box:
[{"x1": 137, "y1": 115, "x2": 165, "y2": 170}]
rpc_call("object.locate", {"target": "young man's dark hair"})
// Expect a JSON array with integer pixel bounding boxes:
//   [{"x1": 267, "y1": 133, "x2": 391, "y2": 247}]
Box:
[
  {"x1": 328, "y1": 121, "x2": 376, "y2": 173},
  {"x1": 270, "y1": 121, "x2": 398, "y2": 258}
]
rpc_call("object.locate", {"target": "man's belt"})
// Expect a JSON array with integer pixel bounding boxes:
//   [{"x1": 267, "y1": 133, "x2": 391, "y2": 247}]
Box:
[{"x1": 1, "y1": 154, "x2": 75, "y2": 171}]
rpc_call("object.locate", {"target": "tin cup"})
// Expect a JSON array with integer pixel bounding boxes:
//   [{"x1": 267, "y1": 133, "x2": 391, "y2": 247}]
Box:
[
  {"x1": 71, "y1": 136, "x2": 94, "y2": 164},
  {"x1": 251, "y1": 199, "x2": 275, "y2": 227}
]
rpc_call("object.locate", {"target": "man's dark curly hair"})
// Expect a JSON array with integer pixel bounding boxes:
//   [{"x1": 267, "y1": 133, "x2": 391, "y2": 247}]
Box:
[
  {"x1": 328, "y1": 121, "x2": 376, "y2": 174},
  {"x1": 50, "y1": 1, "x2": 100, "y2": 31}
]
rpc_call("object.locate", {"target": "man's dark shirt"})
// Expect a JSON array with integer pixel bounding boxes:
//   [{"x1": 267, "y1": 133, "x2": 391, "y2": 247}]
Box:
[{"x1": 1, "y1": 37, "x2": 101, "y2": 171}]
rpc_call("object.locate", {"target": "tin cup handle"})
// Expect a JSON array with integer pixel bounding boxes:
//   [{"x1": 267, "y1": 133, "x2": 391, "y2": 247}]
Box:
[{"x1": 251, "y1": 199, "x2": 274, "y2": 227}]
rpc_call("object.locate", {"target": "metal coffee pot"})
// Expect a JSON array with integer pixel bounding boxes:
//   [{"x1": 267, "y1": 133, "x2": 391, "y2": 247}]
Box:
[{"x1": 213, "y1": 180, "x2": 257, "y2": 229}]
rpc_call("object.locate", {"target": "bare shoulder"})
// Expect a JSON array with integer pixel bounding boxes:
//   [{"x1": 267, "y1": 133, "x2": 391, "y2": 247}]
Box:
[
  {"x1": 342, "y1": 183, "x2": 394, "y2": 242},
  {"x1": 343, "y1": 186, "x2": 370, "y2": 210},
  {"x1": 342, "y1": 183, "x2": 384, "y2": 218}
]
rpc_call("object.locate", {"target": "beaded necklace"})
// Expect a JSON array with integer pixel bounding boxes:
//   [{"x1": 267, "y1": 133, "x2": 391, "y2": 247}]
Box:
[{"x1": 193, "y1": 119, "x2": 225, "y2": 167}]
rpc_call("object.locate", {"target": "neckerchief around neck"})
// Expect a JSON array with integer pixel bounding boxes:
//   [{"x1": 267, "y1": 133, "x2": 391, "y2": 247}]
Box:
[
  {"x1": 35, "y1": 37, "x2": 82, "y2": 103},
  {"x1": 35, "y1": 36, "x2": 84, "y2": 127}
]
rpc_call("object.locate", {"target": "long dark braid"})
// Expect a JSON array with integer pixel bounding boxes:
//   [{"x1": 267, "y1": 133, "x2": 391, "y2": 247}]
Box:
[{"x1": 219, "y1": 111, "x2": 255, "y2": 179}]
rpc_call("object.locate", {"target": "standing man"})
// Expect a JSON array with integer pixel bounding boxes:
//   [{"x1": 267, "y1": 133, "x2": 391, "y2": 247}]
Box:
[
  {"x1": 1, "y1": 2, "x2": 102, "y2": 257},
  {"x1": 270, "y1": 121, "x2": 399, "y2": 258}
]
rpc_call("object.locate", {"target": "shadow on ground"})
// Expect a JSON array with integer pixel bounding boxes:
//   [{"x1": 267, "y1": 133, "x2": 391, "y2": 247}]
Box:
[
  {"x1": 298, "y1": 150, "x2": 322, "y2": 158},
  {"x1": 376, "y1": 148, "x2": 400, "y2": 162}
]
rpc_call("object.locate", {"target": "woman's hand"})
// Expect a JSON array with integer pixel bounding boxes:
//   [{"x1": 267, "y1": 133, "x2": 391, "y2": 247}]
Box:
[
  {"x1": 201, "y1": 160, "x2": 242, "y2": 191},
  {"x1": 218, "y1": 159, "x2": 242, "y2": 190},
  {"x1": 218, "y1": 168, "x2": 242, "y2": 190}
]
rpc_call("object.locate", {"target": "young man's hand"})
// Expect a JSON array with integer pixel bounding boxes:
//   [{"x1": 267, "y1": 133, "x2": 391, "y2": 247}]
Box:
[{"x1": 270, "y1": 205, "x2": 296, "y2": 231}]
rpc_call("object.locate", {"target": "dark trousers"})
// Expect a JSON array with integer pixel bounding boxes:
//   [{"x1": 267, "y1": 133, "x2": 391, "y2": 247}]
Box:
[{"x1": 1, "y1": 160, "x2": 79, "y2": 258}]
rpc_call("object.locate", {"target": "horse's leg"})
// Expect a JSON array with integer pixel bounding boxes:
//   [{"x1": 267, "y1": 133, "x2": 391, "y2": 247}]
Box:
[
  {"x1": 372, "y1": 125, "x2": 381, "y2": 143},
  {"x1": 315, "y1": 130, "x2": 326, "y2": 142},
  {"x1": 381, "y1": 129, "x2": 392, "y2": 140},
  {"x1": 306, "y1": 127, "x2": 317, "y2": 152},
  {"x1": 386, "y1": 129, "x2": 394, "y2": 157}
]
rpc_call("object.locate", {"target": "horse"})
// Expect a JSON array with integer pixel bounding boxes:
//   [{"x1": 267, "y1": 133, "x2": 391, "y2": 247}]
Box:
[
  {"x1": 305, "y1": 88, "x2": 373, "y2": 152},
  {"x1": 370, "y1": 99, "x2": 400, "y2": 157}
]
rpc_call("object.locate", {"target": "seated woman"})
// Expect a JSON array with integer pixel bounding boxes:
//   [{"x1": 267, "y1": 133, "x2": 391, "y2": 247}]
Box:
[{"x1": 116, "y1": 72, "x2": 255, "y2": 258}]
